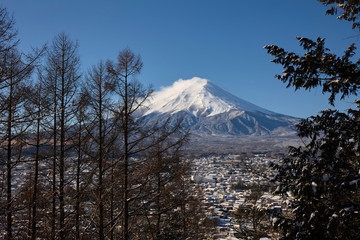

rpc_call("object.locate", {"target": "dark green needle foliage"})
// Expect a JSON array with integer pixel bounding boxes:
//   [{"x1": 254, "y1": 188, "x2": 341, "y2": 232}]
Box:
[{"x1": 265, "y1": 1, "x2": 360, "y2": 239}]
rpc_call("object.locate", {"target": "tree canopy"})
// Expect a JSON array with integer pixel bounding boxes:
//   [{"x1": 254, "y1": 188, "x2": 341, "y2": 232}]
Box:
[{"x1": 265, "y1": 1, "x2": 360, "y2": 239}]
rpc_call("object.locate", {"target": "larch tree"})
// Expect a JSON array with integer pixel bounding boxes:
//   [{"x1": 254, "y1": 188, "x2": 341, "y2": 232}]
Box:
[
  {"x1": 71, "y1": 90, "x2": 90, "y2": 240},
  {"x1": 0, "y1": 9, "x2": 19, "y2": 239},
  {"x1": 0, "y1": 42, "x2": 42, "y2": 240},
  {"x1": 264, "y1": 0, "x2": 360, "y2": 239},
  {"x1": 106, "y1": 48, "x2": 151, "y2": 240},
  {"x1": 0, "y1": 7, "x2": 43, "y2": 239},
  {"x1": 26, "y1": 70, "x2": 50, "y2": 240},
  {"x1": 43, "y1": 32, "x2": 81, "y2": 240},
  {"x1": 0, "y1": 49, "x2": 33, "y2": 240},
  {"x1": 83, "y1": 60, "x2": 116, "y2": 239},
  {"x1": 106, "y1": 48, "x2": 209, "y2": 239}
]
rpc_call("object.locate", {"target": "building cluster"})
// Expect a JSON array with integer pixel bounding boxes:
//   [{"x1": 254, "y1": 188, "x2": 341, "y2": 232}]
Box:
[{"x1": 191, "y1": 154, "x2": 284, "y2": 239}]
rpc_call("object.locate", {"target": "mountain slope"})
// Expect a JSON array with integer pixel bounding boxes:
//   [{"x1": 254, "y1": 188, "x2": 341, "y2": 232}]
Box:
[
  {"x1": 144, "y1": 77, "x2": 275, "y2": 117},
  {"x1": 142, "y1": 77, "x2": 298, "y2": 136}
]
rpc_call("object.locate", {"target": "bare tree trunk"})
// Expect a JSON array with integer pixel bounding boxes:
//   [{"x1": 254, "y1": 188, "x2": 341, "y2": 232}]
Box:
[
  {"x1": 59, "y1": 49, "x2": 66, "y2": 240},
  {"x1": 154, "y1": 147, "x2": 162, "y2": 238},
  {"x1": 110, "y1": 158, "x2": 114, "y2": 240},
  {"x1": 30, "y1": 111, "x2": 41, "y2": 240},
  {"x1": 156, "y1": 170, "x2": 161, "y2": 238},
  {"x1": 75, "y1": 120, "x2": 82, "y2": 240},
  {"x1": 6, "y1": 76, "x2": 13, "y2": 240},
  {"x1": 98, "y1": 86, "x2": 104, "y2": 240},
  {"x1": 123, "y1": 73, "x2": 129, "y2": 240},
  {"x1": 51, "y1": 81, "x2": 57, "y2": 240},
  {"x1": 181, "y1": 179, "x2": 187, "y2": 236}
]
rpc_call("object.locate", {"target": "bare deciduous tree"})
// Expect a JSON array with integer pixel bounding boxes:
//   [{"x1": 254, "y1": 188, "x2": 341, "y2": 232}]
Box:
[
  {"x1": 0, "y1": 50, "x2": 40, "y2": 240},
  {"x1": 83, "y1": 60, "x2": 116, "y2": 239},
  {"x1": 44, "y1": 32, "x2": 81, "y2": 240},
  {"x1": 106, "y1": 48, "x2": 150, "y2": 240}
]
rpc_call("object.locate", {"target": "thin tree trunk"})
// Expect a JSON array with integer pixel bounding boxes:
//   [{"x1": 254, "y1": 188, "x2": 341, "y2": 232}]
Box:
[
  {"x1": 182, "y1": 180, "x2": 187, "y2": 236},
  {"x1": 98, "y1": 86, "x2": 104, "y2": 240},
  {"x1": 6, "y1": 77, "x2": 13, "y2": 240},
  {"x1": 27, "y1": 185, "x2": 32, "y2": 238},
  {"x1": 156, "y1": 174, "x2": 161, "y2": 238},
  {"x1": 110, "y1": 157, "x2": 114, "y2": 240},
  {"x1": 156, "y1": 151, "x2": 162, "y2": 238},
  {"x1": 30, "y1": 114, "x2": 41, "y2": 240},
  {"x1": 123, "y1": 73, "x2": 129, "y2": 240},
  {"x1": 51, "y1": 81, "x2": 57, "y2": 240},
  {"x1": 59, "y1": 56, "x2": 66, "y2": 240},
  {"x1": 75, "y1": 120, "x2": 82, "y2": 240}
]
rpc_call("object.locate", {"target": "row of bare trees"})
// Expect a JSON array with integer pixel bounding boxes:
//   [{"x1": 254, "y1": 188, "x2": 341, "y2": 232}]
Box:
[{"x1": 0, "y1": 7, "x2": 213, "y2": 240}]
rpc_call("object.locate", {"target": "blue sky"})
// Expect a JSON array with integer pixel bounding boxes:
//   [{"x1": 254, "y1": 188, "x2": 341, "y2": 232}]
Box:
[{"x1": 1, "y1": 0, "x2": 358, "y2": 118}]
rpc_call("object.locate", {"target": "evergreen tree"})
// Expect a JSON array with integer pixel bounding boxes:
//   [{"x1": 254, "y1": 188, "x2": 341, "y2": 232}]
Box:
[{"x1": 264, "y1": 1, "x2": 360, "y2": 239}]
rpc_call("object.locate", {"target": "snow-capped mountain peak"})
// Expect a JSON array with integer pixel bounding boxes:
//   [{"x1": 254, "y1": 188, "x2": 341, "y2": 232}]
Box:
[
  {"x1": 141, "y1": 77, "x2": 298, "y2": 136},
  {"x1": 144, "y1": 77, "x2": 274, "y2": 117}
]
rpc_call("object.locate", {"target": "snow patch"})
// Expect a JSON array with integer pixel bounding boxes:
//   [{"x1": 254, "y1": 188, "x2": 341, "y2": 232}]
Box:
[
  {"x1": 312, "y1": 182, "x2": 317, "y2": 193},
  {"x1": 350, "y1": 179, "x2": 360, "y2": 186}
]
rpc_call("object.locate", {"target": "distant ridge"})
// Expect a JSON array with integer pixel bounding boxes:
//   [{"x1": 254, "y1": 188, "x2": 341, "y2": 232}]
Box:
[{"x1": 142, "y1": 77, "x2": 299, "y2": 137}]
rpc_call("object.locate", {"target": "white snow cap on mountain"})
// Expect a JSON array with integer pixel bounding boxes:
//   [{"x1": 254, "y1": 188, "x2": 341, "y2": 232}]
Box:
[{"x1": 144, "y1": 77, "x2": 275, "y2": 117}]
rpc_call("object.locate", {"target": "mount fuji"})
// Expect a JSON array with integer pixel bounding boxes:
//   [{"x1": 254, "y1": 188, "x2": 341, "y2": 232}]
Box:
[{"x1": 141, "y1": 77, "x2": 299, "y2": 137}]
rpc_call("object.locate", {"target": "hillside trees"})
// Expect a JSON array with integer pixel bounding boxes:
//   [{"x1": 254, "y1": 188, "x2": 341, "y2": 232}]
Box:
[{"x1": 264, "y1": 0, "x2": 360, "y2": 239}]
